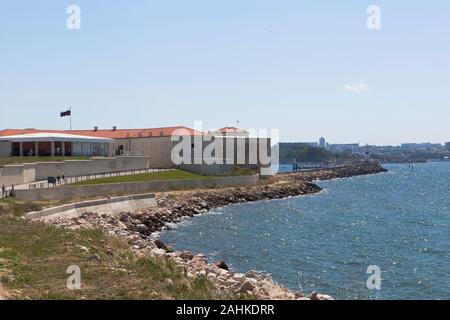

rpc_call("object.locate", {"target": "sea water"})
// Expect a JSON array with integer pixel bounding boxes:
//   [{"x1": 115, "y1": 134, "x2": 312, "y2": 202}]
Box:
[{"x1": 160, "y1": 163, "x2": 450, "y2": 299}]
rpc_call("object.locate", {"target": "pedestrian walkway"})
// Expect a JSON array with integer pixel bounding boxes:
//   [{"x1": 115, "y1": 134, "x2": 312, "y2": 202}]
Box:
[
  {"x1": 1, "y1": 168, "x2": 170, "y2": 198},
  {"x1": 26, "y1": 168, "x2": 170, "y2": 190}
]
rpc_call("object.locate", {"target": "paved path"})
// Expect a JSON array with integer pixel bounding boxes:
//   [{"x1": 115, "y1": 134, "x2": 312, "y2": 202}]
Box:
[
  {"x1": 0, "y1": 168, "x2": 171, "y2": 198},
  {"x1": 1, "y1": 178, "x2": 53, "y2": 198}
]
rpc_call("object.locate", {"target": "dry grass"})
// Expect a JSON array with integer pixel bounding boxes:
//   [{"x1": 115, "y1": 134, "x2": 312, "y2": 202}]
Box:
[
  {"x1": 69, "y1": 169, "x2": 208, "y2": 186},
  {"x1": 0, "y1": 198, "x2": 42, "y2": 217},
  {"x1": 0, "y1": 217, "x2": 222, "y2": 300},
  {"x1": 0, "y1": 200, "x2": 224, "y2": 300}
]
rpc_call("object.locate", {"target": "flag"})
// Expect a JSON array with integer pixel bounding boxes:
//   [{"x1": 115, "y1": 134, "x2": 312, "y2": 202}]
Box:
[{"x1": 61, "y1": 110, "x2": 71, "y2": 117}]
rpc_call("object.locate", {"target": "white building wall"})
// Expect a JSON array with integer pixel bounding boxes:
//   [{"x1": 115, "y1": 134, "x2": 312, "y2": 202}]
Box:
[
  {"x1": 113, "y1": 137, "x2": 174, "y2": 168},
  {"x1": 0, "y1": 142, "x2": 11, "y2": 157},
  {"x1": 73, "y1": 142, "x2": 109, "y2": 157},
  {"x1": 110, "y1": 136, "x2": 272, "y2": 169}
]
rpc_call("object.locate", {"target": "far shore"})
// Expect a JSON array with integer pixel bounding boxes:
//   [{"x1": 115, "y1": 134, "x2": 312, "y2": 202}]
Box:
[{"x1": 47, "y1": 163, "x2": 386, "y2": 300}]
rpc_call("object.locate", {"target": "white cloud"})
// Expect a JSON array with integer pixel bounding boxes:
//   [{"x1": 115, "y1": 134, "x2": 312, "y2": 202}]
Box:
[{"x1": 345, "y1": 83, "x2": 369, "y2": 93}]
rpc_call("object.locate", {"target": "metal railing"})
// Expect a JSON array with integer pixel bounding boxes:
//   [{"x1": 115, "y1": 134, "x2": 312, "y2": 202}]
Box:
[
  {"x1": 1, "y1": 189, "x2": 14, "y2": 199},
  {"x1": 28, "y1": 168, "x2": 171, "y2": 189}
]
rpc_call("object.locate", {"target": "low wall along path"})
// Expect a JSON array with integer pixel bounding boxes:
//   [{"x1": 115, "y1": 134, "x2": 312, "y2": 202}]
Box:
[
  {"x1": 26, "y1": 193, "x2": 157, "y2": 223},
  {"x1": 15, "y1": 175, "x2": 260, "y2": 201}
]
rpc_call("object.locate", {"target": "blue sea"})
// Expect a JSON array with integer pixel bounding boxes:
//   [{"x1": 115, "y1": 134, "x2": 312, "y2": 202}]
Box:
[{"x1": 160, "y1": 163, "x2": 450, "y2": 300}]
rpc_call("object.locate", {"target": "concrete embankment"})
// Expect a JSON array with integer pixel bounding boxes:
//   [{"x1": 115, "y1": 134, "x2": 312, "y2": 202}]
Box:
[
  {"x1": 26, "y1": 193, "x2": 157, "y2": 222},
  {"x1": 43, "y1": 163, "x2": 386, "y2": 300},
  {"x1": 15, "y1": 175, "x2": 259, "y2": 201}
]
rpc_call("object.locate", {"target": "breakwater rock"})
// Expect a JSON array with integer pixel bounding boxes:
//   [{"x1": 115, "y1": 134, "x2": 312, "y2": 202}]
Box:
[{"x1": 275, "y1": 163, "x2": 387, "y2": 182}]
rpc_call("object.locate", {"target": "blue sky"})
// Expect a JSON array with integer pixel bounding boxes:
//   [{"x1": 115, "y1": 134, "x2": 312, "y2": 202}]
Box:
[{"x1": 0, "y1": 1, "x2": 449, "y2": 145}]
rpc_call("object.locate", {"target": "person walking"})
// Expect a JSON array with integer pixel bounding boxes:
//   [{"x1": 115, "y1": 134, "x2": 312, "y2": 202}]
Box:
[
  {"x1": 1, "y1": 184, "x2": 5, "y2": 198},
  {"x1": 57, "y1": 175, "x2": 61, "y2": 185},
  {"x1": 61, "y1": 173, "x2": 65, "y2": 184},
  {"x1": 10, "y1": 185, "x2": 15, "y2": 197}
]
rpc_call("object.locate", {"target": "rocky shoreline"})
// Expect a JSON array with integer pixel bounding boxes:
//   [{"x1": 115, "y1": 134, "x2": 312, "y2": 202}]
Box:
[{"x1": 49, "y1": 163, "x2": 387, "y2": 300}]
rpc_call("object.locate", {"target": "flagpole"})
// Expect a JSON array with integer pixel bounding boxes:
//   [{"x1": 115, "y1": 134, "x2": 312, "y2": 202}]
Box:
[{"x1": 70, "y1": 108, "x2": 72, "y2": 131}]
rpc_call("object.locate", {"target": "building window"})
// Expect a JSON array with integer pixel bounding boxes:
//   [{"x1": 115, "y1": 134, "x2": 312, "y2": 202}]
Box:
[{"x1": 116, "y1": 145, "x2": 124, "y2": 156}]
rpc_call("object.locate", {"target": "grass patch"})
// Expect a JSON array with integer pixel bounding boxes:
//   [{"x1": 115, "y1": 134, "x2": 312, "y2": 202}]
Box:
[
  {"x1": 0, "y1": 216, "x2": 223, "y2": 300},
  {"x1": 69, "y1": 169, "x2": 210, "y2": 186},
  {"x1": 70, "y1": 167, "x2": 259, "y2": 187},
  {"x1": 0, "y1": 157, "x2": 89, "y2": 167},
  {"x1": 229, "y1": 166, "x2": 259, "y2": 176},
  {"x1": 0, "y1": 198, "x2": 42, "y2": 217}
]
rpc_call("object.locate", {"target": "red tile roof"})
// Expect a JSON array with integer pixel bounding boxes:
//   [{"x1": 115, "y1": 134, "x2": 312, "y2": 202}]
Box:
[
  {"x1": 0, "y1": 126, "x2": 203, "y2": 139},
  {"x1": 217, "y1": 127, "x2": 248, "y2": 133}
]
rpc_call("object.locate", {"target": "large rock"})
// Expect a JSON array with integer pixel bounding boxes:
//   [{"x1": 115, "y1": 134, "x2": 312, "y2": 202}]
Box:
[
  {"x1": 238, "y1": 281, "x2": 256, "y2": 294},
  {"x1": 154, "y1": 239, "x2": 172, "y2": 252},
  {"x1": 179, "y1": 251, "x2": 194, "y2": 261},
  {"x1": 136, "y1": 224, "x2": 148, "y2": 233},
  {"x1": 245, "y1": 271, "x2": 269, "y2": 281},
  {"x1": 117, "y1": 221, "x2": 128, "y2": 230},
  {"x1": 192, "y1": 254, "x2": 208, "y2": 264},
  {"x1": 310, "y1": 292, "x2": 335, "y2": 301},
  {"x1": 214, "y1": 260, "x2": 229, "y2": 271}
]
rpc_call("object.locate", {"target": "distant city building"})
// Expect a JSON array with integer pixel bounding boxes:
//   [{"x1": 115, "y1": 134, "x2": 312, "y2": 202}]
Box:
[
  {"x1": 280, "y1": 142, "x2": 319, "y2": 148},
  {"x1": 400, "y1": 143, "x2": 443, "y2": 150},
  {"x1": 299, "y1": 142, "x2": 319, "y2": 148},
  {"x1": 328, "y1": 143, "x2": 360, "y2": 154},
  {"x1": 319, "y1": 137, "x2": 326, "y2": 148},
  {"x1": 306, "y1": 142, "x2": 319, "y2": 147},
  {"x1": 209, "y1": 127, "x2": 250, "y2": 137},
  {"x1": 445, "y1": 142, "x2": 450, "y2": 151}
]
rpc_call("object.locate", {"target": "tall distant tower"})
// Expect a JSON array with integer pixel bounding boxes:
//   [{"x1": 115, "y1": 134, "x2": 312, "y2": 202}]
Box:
[{"x1": 319, "y1": 137, "x2": 326, "y2": 148}]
